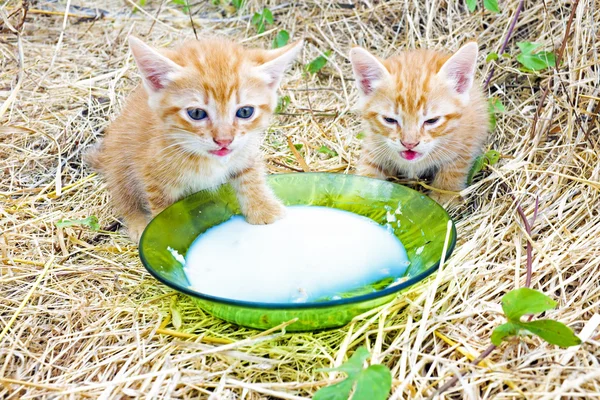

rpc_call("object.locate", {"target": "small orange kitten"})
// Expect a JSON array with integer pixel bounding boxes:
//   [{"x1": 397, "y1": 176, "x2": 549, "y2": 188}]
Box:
[
  {"x1": 349, "y1": 43, "x2": 488, "y2": 204},
  {"x1": 87, "y1": 36, "x2": 302, "y2": 241}
]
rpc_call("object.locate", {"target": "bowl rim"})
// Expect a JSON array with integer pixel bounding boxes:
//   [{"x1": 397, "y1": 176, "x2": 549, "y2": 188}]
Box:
[{"x1": 139, "y1": 172, "x2": 457, "y2": 310}]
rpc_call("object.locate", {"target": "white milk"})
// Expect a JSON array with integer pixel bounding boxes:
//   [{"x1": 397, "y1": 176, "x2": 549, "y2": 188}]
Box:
[{"x1": 183, "y1": 206, "x2": 410, "y2": 303}]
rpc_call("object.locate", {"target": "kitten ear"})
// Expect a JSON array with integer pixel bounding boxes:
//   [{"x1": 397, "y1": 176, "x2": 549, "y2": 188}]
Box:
[
  {"x1": 438, "y1": 42, "x2": 478, "y2": 99},
  {"x1": 128, "y1": 36, "x2": 182, "y2": 92},
  {"x1": 349, "y1": 47, "x2": 390, "y2": 96},
  {"x1": 255, "y1": 40, "x2": 304, "y2": 89}
]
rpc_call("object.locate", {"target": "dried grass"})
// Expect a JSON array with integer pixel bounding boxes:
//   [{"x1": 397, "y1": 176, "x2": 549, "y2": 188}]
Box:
[{"x1": 1, "y1": 0, "x2": 599, "y2": 398}]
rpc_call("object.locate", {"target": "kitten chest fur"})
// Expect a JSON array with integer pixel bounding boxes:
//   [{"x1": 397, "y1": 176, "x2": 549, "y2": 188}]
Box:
[{"x1": 166, "y1": 149, "x2": 258, "y2": 200}]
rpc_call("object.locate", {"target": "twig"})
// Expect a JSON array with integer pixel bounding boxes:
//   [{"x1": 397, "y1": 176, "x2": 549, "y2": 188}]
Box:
[
  {"x1": 0, "y1": 257, "x2": 55, "y2": 344},
  {"x1": 529, "y1": 0, "x2": 581, "y2": 140},
  {"x1": 190, "y1": 3, "x2": 291, "y2": 23},
  {"x1": 585, "y1": 100, "x2": 600, "y2": 143},
  {"x1": 514, "y1": 195, "x2": 539, "y2": 288},
  {"x1": 14, "y1": 0, "x2": 29, "y2": 31},
  {"x1": 186, "y1": 0, "x2": 198, "y2": 40},
  {"x1": 428, "y1": 344, "x2": 497, "y2": 399},
  {"x1": 484, "y1": 0, "x2": 524, "y2": 89},
  {"x1": 285, "y1": 136, "x2": 310, "y2": 172},
  {"x1": 271, "y1": 159, "x2": 304, "y2": 172},
  {"x1": 146, "y1": 0, "x2": 166, "y2": 36},
  {"x1": 0, "y1": 5, "x2": 26, "y2": 119}
]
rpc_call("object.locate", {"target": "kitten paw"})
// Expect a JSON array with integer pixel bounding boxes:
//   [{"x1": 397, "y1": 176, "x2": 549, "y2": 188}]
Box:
[
  {"x1": 125, "y1": 222, "x2": 147, "y2": 244},
  {"x1": 244, "y1": 199, "x2": 286, "y2": 225},
  {"x1": 429, "y1": 191, "x2": 463, "y2": 207}
]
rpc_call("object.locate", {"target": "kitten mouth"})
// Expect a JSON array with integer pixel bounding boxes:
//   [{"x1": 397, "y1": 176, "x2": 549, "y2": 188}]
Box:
[
  {"x1": 209, "y1": 148, "x2": 232, "y2": 157},
  {"x1": 400, "y1": 150, "x2": 421, "y2": 161}
]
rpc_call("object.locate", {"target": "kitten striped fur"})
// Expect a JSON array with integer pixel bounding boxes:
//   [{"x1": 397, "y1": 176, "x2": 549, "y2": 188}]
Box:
[
  {"x1": 350, "y1": 43, "x2": 488, "y2": 204},
  {"x1": 86, "y1": 36, "x2": 302, "y2": 241}
]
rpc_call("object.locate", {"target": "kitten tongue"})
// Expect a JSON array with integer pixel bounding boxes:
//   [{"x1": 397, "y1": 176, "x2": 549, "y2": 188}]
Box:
[
  {"x1": 210, "y1": 148, "x2": 232, "y2": 157},
  {"x1": 400, "y1": 150, "x2": 419, "y2": 161}
]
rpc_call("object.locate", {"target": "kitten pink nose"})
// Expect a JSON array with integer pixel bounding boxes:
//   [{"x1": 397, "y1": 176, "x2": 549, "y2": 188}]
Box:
[
  {"x1": 401, "y1": 141, "x2": 420, "y2": 150},
  {"x1": 213, "y1": 138, "x2": 233, "y2": 148}
]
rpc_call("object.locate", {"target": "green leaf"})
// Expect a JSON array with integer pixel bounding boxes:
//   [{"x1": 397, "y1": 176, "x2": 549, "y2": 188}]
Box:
[
  {"x1": 251, "y1": 12, "x2": 264, "y2": 33},
  {"x1": 251, "y1": 8, "x2": 273, "y2": 34},
  {"x1": 356, "y1": 132, "x2": 366, "y2": 140},
  {"x1": 467, "y1": 148, "x2": 501, "y2": 185},
  {"x1": 516, "y1": 42, "x2": 556, "y2": 71},
  {"x1": 231, "y1": 0, "x2": 244, "y2": 10},
  {"x1": 306, "y1": 50, "x2": 332, "y2": 74},
  {"x1": 352, "y1": 364, "x2": 392, "y2": 400},
  {"x1": 273, "y1": 30, "x2": 290, "y2": 49},
  {"x1": 171, "y1": 0, "x2": 189, "y2": 12},
  {"x1": 294, "y1": 143, "x2": 303, "y2": 150},
  {"x1": 486, "y1": 52, "x2": 499, "y2": 63},
  {"x1": 488, "y1": 97, "x2": 504, "y2": 130},
  {"x1": 483, "y1": 0, "x2": 500, "y2": 13},
  {"x1": 517, "y1": 42, "x2": 542, "y2": 54},
  {"x1": 315, "y1": 347, "x2": 392, "y2": 400},
  {"x1": 517, "y1": 52, "x2": 556, "y2": 71},
  {"x1": 467, "y1": 154, "x2": 486, "y2": 185},
  {"x1": 466, "y1": 0, "x2": 477, "y2": 12},
  {"x1": 520, "y1": 319, "x2": 581, "y2": 348},
  {"x1": 489, "y1": 97, "x2": 505, "y2": 113},
  {"x1": 491, "y1": 322, "x2": 520, "y2": 346},
  {"x1": 263, "y1": 7, "x2": 274, "y2": 24},
  {"x1": 318, "y1": 347, "x2": 370, "y2": 378},
  {"x1": 484, "y1": 150, "x2": 500, "y2": 165},
  {"x1": 275, "y1": 95, "x2": 291, "y2": 113},
  {"x1": 313, "y1": 378, "x2": 354, "y2": 400},
  {"x1": 502, "y1": 288, "x2": 557, "y2": 321},
  {"x1": 132, "y1": 0, "x2": 146, "y2": 13},
  {"x1": 489, "y1": 113, "x2": 497, "y2": 131},
  {"x1": 56, "y1": 216, "x2": 100, "y2": 231},
  {"x1": 318, "y1": 145, "x2": 338, "y2": 157},
  {"x1": 170, "y1": 296, "x2": 183, "y2": 329}
]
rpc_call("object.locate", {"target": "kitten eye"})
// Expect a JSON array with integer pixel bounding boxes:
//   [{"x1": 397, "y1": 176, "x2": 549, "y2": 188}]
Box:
[
  {"x1": 383, "y1": 117, "x2": 397, "y2": 124},
  {"x1": 187, "y1": 108, "x2": 207, "y2": 121},
  {"x1": 424, "y1": 117, "x2": 440, "y2": 125},
  {"x1": 236, "y1": 106, "x2": 255, "y2": 119}
]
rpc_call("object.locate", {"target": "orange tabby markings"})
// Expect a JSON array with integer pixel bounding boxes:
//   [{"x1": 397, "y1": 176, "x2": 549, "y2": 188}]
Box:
[
  {"x1": 350, "y1": 42, "x2": 488, "y2": 205},
  {"x1": 86, "y1": 36, "x2": 302, "y2": 242}
]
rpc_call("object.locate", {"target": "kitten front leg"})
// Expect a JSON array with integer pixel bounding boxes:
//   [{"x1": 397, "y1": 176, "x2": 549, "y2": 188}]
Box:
[
  {"x1": 430, "y1": 159, "x2": 470, "y2": 205},
  {"x1": 231, "y1": 165, "x2": 285, "y2": 225},
  {"x1": 105, "y1": 176, "x2": 151, "y2": 243},
  {"x1": 146, "y1": 183, "x2": 173, "y2": 217}
]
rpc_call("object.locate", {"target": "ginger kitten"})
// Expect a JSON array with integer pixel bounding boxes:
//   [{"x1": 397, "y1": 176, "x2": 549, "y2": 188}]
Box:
[
  {"x1": 87, "y1": 36, "x2": 302, "y2": 241},
  {"x1": 349, "y1": 43, "x2": 488, "y2": 204}
]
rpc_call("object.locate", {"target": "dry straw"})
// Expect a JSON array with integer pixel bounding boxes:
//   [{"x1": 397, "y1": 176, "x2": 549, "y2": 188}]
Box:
[{"x1": 1, "y1": 0, "x2": 599, "y2": 398}]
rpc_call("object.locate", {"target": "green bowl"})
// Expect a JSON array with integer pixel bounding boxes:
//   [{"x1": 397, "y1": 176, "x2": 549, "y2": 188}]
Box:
[{"x1": 139, "y1": 173, "x2": 456, "y2": 332}]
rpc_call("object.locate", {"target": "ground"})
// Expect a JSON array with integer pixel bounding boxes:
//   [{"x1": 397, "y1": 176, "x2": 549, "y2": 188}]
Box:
[{"x1": 1, "y1": 0, "x2": 599, "y2": 398}]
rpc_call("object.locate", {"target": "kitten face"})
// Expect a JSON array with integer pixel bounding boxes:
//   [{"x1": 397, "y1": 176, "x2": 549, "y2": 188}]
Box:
[
  {"x1": 129, "y1": 37, "x2": 302, "y2": 159},
  {"x1": 350, "y1": 43, "x2": 478, "y2": 165}
]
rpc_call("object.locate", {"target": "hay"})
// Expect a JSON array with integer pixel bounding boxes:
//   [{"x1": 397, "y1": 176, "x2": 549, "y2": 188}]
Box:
[{"x1": 1, "y1": 0, "x2": 599, "y2": 398}]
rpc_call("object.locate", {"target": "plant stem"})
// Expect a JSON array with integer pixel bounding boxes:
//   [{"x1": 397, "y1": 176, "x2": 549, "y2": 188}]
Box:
[
  {"x1": 529, "y1": 0, "x2": 582, "y2": 140},
  {"x1": 431, "y1": 191, "x2": 540, "y2": 397},
  {"x1": 484, "y1": 0, "x2": 524, "y2": 89},
  {"x1": 514, "y1": 195, "x2": 539, "y2": 288},
  {"x1": 186, "y1": 0, "x2": 198, "y2": 40}
]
